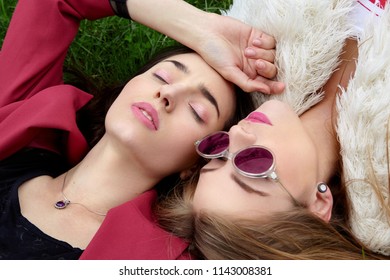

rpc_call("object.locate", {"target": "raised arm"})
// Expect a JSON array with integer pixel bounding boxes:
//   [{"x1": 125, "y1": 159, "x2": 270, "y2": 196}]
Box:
[
  {"x1": 0, "y1": 0, "x2": 283, "y2": 109},
  {"x1": 0, "y1": 0, "x2": 114, "y2": 107},
  {"x1": 126, "y1": 0, "x2": 284, "y2": 94}
]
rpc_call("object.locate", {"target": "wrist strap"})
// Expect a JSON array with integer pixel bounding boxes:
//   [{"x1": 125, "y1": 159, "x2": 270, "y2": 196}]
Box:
[{"x1": 109, "y1": 0, "x2": 131, "y2": 19}]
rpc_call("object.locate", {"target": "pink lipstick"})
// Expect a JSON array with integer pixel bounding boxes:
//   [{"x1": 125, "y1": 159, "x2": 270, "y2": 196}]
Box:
[
  {"x1": 131, "y1": 102, "x2": 159, "y2": 130},
  {"x1": 245, "y1": 112, "x2": 272, "y2": 125}
]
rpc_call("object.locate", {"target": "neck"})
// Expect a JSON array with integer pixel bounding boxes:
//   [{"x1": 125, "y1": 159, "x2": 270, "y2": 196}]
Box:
[
  {"x1": 301, "y1": 95, "x2": 339, "y2": 183},
  {"x1": 61, "y1": 134, "x2": 161, "y2": 213},
  {"x1": 301, "y1": 39, "x2": 358, "y2": 183}
]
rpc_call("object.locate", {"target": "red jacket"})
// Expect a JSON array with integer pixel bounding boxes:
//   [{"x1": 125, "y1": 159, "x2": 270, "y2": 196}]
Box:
[{"x1": 0, "y1": 0, "x2": 189, "y2": 260}]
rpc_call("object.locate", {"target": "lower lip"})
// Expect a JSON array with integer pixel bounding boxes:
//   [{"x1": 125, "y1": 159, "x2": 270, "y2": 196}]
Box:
[
  {"x1": 245, "y1": 112, "x2": 272, "y2": 125},
  {"x1": 131, "y1": 106, "x2": 157, "y2": 131}
]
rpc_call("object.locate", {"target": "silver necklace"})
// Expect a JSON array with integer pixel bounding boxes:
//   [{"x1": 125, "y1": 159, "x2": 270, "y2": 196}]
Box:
[{"x1": 54, "y1": 172, "x2": 107, "y2": 216}]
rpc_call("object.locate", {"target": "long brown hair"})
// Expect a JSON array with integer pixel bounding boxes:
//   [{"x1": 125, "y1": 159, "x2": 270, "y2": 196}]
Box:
[
  {"x1": 191, "y1": 211, "x2": 388, "y2": 260},
  {"x1": 155, "y1": 170, "x2": 389, "y2": 260}
]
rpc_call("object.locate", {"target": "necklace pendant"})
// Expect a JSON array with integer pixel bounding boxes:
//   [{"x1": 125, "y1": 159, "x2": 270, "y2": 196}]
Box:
[{"x1": 54, "y1": 199, "x2": 70, "y2": 209}]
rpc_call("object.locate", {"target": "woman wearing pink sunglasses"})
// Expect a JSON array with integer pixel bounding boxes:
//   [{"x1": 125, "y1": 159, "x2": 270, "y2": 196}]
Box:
[
  {"x1": 0, "y1": 0, "x2": 281, "y2": 259},
  {"x1": 156, "y1": 0, "x2": 390, "y2": 259}
]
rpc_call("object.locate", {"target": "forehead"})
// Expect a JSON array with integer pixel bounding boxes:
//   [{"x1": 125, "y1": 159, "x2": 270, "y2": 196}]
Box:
[
  {"x1": 157, "y1": 53, "x2": 236, "y2": 115},
  {"x1": 159, "y1": 53, "x2": 227, "y2": 81}
]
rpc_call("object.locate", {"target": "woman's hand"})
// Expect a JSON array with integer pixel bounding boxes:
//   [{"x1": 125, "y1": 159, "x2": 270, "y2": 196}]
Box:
[
  {"x1": 128, "y1": 0, "x2": 285, "y2": 94},
  {"x1": 195, "y1": 13, "x2": 285, "y2": 94}
]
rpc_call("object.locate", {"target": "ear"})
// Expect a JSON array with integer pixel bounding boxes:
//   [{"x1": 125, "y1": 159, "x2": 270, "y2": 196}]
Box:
[{"x1": 308, "y1": 185, "x2": 333, "y2": 222}]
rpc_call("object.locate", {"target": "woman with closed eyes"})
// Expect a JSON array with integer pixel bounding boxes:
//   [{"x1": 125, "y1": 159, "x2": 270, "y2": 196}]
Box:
[{"x1": 0, "y1": 0, "x2": 280, "y2": 259}]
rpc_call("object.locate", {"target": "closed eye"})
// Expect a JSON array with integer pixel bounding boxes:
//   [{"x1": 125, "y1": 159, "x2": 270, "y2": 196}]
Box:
[
  {"x1": 153, "y1": 73, "x2": 168, "y2": 84},
  {"x1": 189, "y1": 104, "x2": 205, "y2": 124}
]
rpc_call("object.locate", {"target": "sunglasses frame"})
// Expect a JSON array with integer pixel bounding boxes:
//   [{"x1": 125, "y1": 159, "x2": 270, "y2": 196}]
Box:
[
  {"x1": 195, "y1": 131, "x2": 301, "y2": 206},
  {"x1": 195, "y1": 131, "x2": 278, "y2": 178}
]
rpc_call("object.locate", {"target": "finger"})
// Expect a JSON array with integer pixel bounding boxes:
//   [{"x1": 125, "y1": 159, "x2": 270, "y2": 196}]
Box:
[
  {"x1": 255, "y1": 77, "x2": 285, "y2": 95},
  {"x1": 255, "y1": 59, "x2": 277, "y2": 79},
  {"x1": 241, "y1": 76, "x2": 285, "y2": 95},
  {"x1": 244, "y1": 47, "x2": 275, "y2": 63},
  {"x1": 268, "y1": 80, "x2": 285, "y2": 94},
  {"x1": 252, "y1": 32, "x2": 276, "y2": 49},
  {"x1": 223, "y1": 67, "x2": 271, "y2": 93}
]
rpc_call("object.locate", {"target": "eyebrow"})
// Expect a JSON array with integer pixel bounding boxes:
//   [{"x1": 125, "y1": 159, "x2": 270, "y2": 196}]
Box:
[
  {"x1": 165, "y1": 59, "x2": 220, "y2": 117},
  {"x1": 231, "y1": 174, "x2": 269, "y2": 196}
]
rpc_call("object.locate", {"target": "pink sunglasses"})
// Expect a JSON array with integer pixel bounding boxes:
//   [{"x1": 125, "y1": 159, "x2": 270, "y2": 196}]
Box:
[{"x1": 195, "y1": 131, "x2": 300, "y2": 205}]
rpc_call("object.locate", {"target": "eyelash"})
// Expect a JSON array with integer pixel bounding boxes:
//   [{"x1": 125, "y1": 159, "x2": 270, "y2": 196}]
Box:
[
  {"x1": 153, "y1": 73, "x2": 168, "y2": 84},
  {"x1": 153, "y1": 72, "x2": 206, "y2": 124},
  {"x1": 189, "y1": 105, "x2": 205, "y2": 124}
]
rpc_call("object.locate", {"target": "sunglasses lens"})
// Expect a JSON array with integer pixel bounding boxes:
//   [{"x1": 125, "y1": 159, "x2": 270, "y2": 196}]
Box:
[
  {"x1": 197, "y1": 132, "x2": 229, "y2": 156},
  {"x1": 234, "y1": 147, "x2": 273, "y2": 175}
]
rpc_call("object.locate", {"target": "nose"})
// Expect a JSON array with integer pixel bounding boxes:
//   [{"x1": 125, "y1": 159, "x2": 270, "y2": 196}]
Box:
[
  {"x1": 156, "y1": 83, "x2": 188, "y2": 113},
  {"x1": 228, "y1": 125, "x2": 257, "y2": 153}
]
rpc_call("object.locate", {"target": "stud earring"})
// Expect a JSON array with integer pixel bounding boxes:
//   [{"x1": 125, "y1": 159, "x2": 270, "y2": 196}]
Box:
[{"x1": 317, "y1": 183, "x2": 328, "y2": 193}]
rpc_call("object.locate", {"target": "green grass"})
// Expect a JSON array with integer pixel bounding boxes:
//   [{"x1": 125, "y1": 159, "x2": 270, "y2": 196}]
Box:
[{"x1": 0, "y1": 0, "x2": 232, "y2": 90}]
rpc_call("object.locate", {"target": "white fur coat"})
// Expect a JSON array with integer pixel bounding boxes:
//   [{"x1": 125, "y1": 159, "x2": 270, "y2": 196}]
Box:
[
  {"x1": 223, "y1": 0, "x2": 390, "y2": 256},
  {"x1": 337, "y1": 7, "x2": 390, "y2": 256},
  {"x1": 223, "y1": 0, "x2": 353, "y2": 114}
]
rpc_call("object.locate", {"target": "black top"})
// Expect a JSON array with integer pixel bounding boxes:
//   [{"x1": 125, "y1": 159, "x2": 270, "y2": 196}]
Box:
[{"x1": 0, "y1": 148, "x2": 83, "y2": 259}]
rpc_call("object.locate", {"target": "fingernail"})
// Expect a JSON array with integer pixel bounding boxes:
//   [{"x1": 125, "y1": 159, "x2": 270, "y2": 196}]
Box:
[
  {"x1": 256, "y1": 61, "x2": 265, "y2": 69},
  {"x1": 253, "y1": 39, "x2": 262, "y2": 46},
  {"x1": 245, "y1": 48, "x2": 256, "y2": 57}
]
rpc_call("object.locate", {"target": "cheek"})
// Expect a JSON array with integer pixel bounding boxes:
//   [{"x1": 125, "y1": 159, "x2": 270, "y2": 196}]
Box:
[
  {"x1": 280, "y1": 133, "x2": 317, "y2": 169},
  {"x1": 193, "y1": 169, "x2": 251, "y2": 216},
  {"x1": 274, "y1": 139, "x2": 318, "y2": 199},
  {"x1": 275, "y1": 142, "x2": 312, "y2": 179},
  {"x1": 193, "y1": 186, "x2": 260, "y2": 219},
  {"x1": 119, "y1": 75, "x2": 155, "y2": 100}
]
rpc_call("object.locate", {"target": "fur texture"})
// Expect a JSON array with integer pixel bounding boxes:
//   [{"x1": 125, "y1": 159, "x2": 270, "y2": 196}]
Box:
[
  {"x1": 223, "y1": 0, "x2": 353, "y2": 115},
  {"x1": 337, "y1": 5, "x2": 390, "y2": 256}
]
